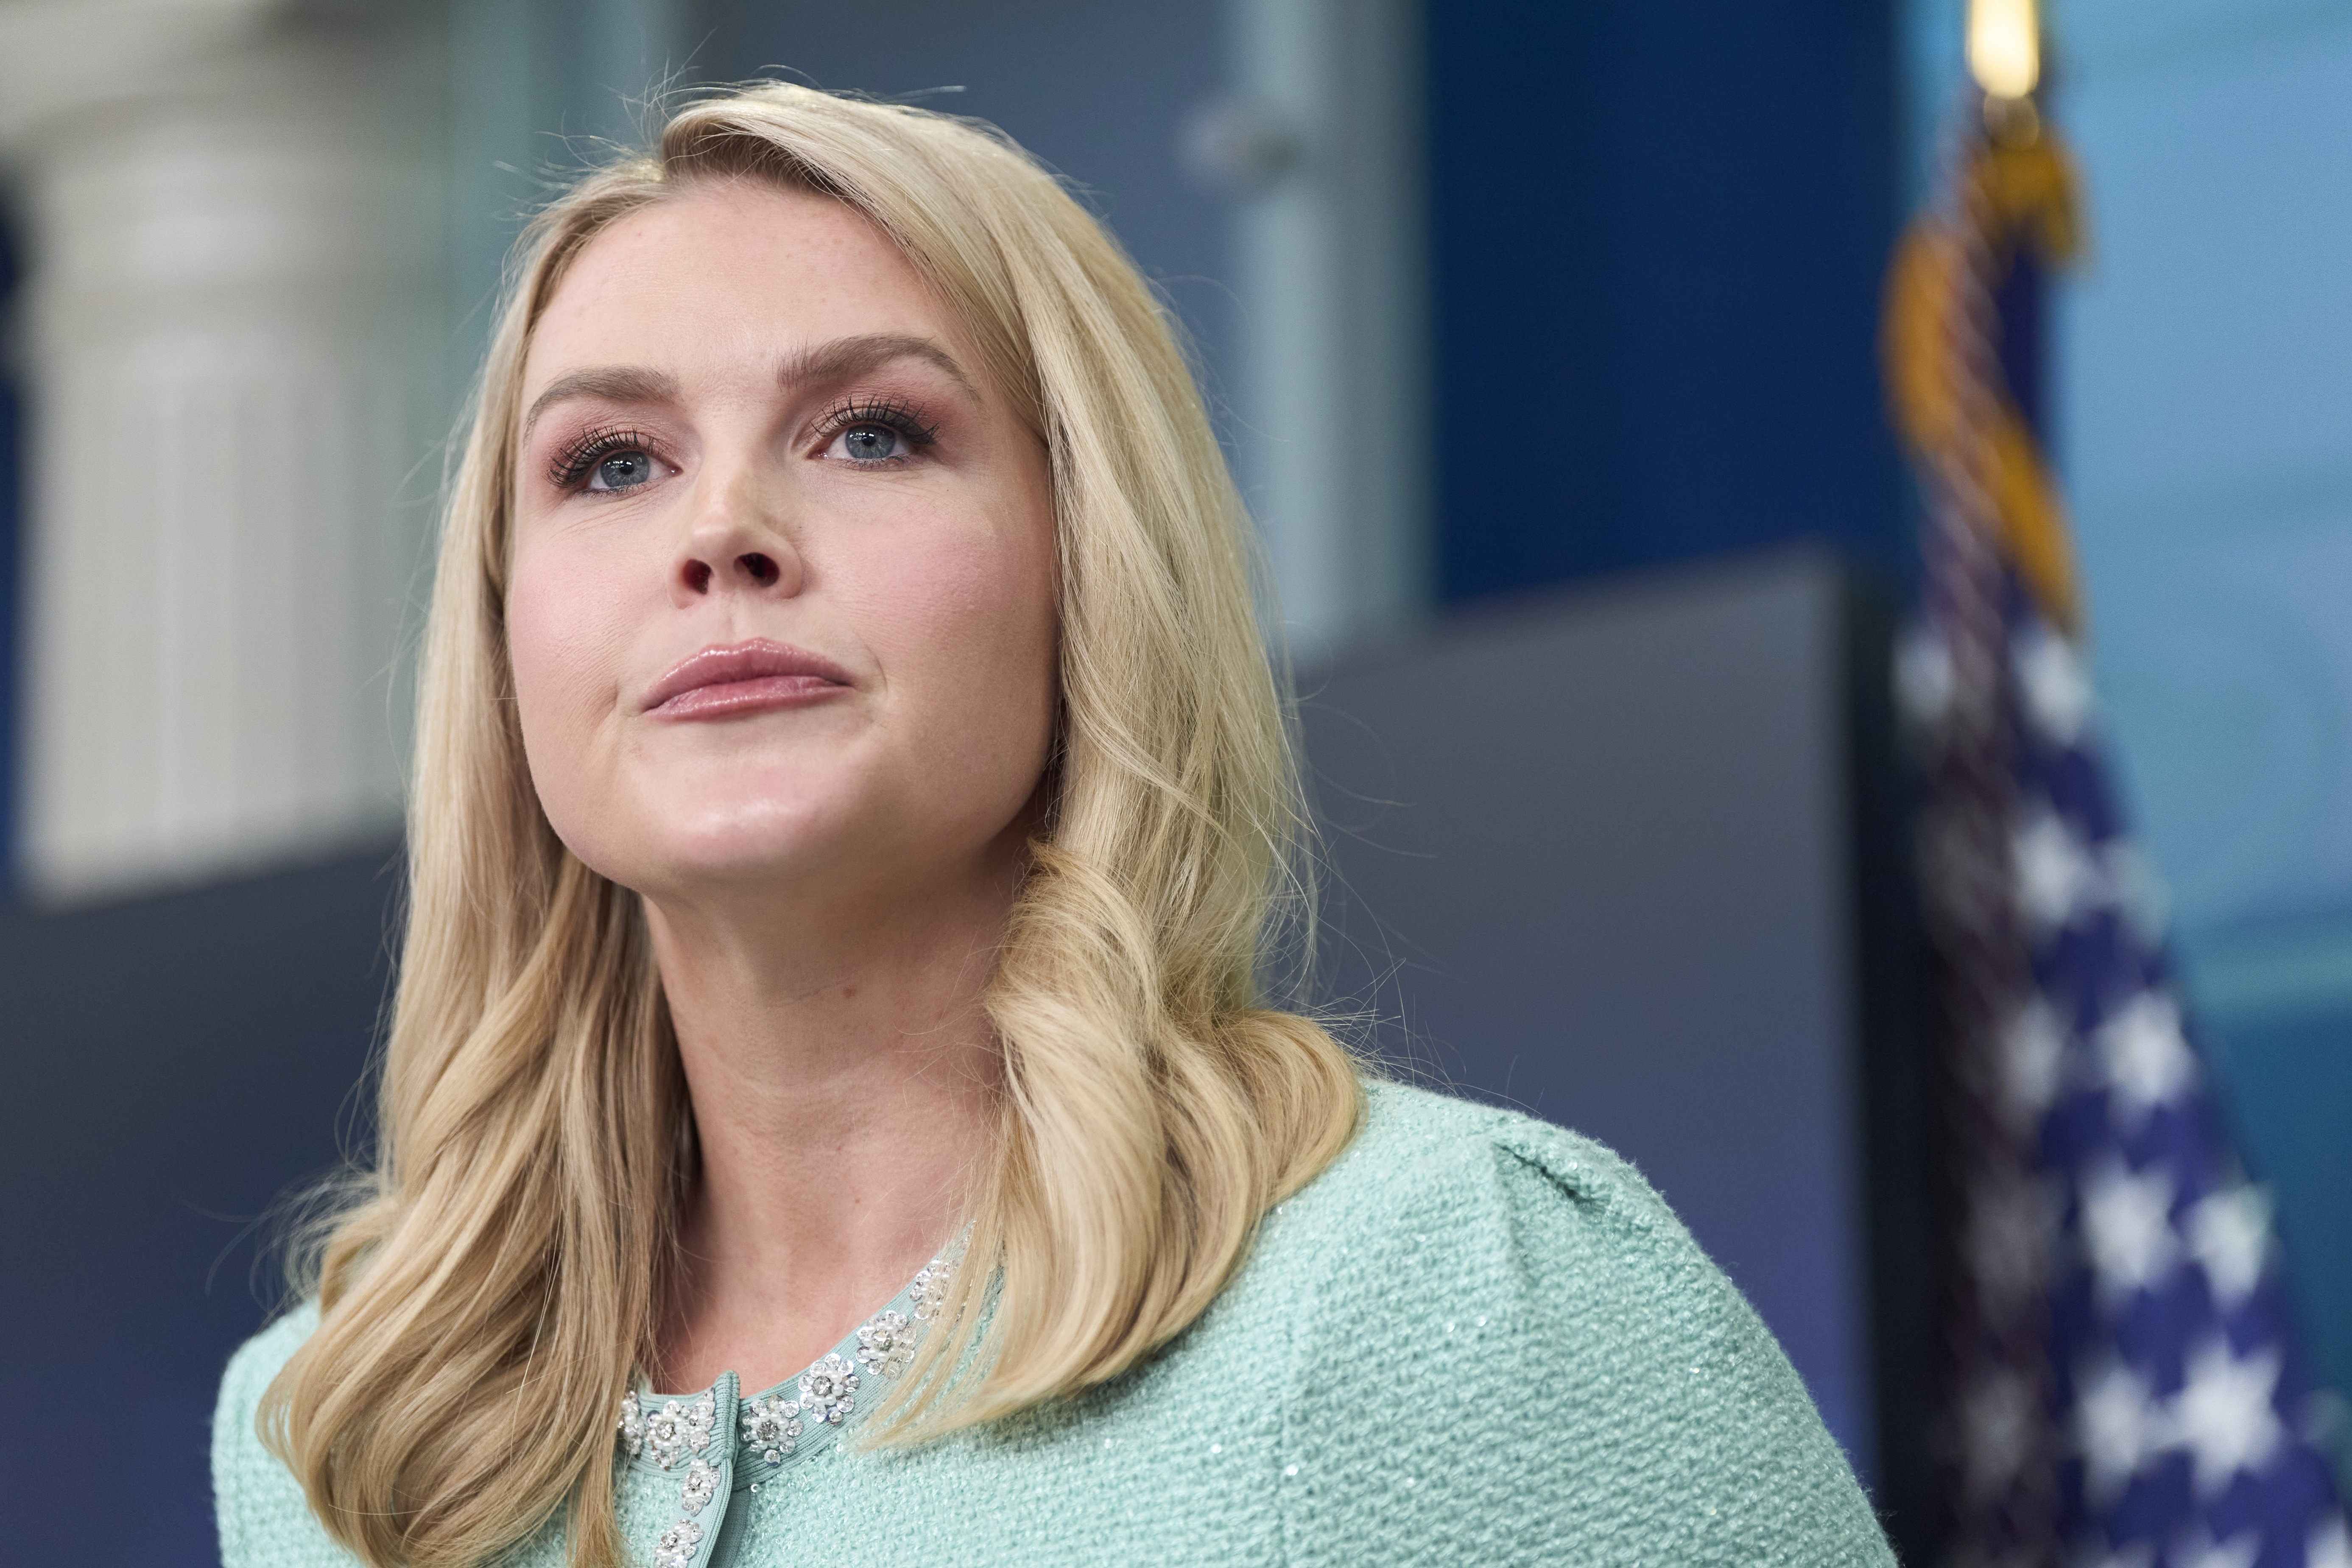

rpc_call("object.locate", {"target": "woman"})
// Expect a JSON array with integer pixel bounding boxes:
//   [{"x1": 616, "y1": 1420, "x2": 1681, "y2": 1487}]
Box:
[{"x1": 214, "y1": 84, "x2": 1895, "y2": 1568}]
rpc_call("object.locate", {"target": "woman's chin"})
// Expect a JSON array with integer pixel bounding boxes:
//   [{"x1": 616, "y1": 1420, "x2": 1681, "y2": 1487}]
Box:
[{"x1": 564, "y1": 805, "x2": 867, "y2": 903}]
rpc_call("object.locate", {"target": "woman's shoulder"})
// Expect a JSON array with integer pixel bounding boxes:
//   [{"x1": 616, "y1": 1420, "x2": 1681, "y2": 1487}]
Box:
[
  {"x1": 1218, "y1": 1076, "x2": 1895, "y2": 1565},
  {"x1": 213, "y1": 1303, "x2": 358, "y2": 1568},
  {"x1": 1254, "y1": 1076, "x2": 1745, "y2": 1345},
  {"x1": 1273, "y1": 1076, "x2": 1695, "y2": 1266},
  {"x1": 1334, "y1": 1074, "x2": 1656, "y2": 1191},
  {"x1": 220, "y1": 1301, "x2": 319, "y2": 1416}
]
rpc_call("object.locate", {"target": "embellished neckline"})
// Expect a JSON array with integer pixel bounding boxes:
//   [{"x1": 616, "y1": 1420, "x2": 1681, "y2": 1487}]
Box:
[{"x1": 612, "y1": 1241, "x2": 963, "y2": 1568}]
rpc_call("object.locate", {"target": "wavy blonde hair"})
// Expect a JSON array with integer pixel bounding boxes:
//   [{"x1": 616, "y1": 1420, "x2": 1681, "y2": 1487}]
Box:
[{"x1": 259, "y1": 82, "x2": 1360, "y2": 1568}]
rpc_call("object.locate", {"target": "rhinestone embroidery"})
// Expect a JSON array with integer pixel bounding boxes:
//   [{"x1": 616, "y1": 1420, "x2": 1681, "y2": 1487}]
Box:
[
  {"x1": 799, "y1": 1353, "x2": 860, "y2": 1425},
  {"x1": 909, "y1": 1250, "x2": 957, "y2": 1322},
  {"x1": 643, "y1": 1390, "x2": 715, "y2": 1470},
  {"x1": 856, "y1": 1310, "x2": 916, "y2": 1379},
  {"x1": 617, "y1": 1227, "x2": 969, "y2": 1568},
  {"x1": 652, "y1": 1519, "x2": 704, "y2": 1568},
  {"x1": 618, "y1": 1392, "x2": 646, "y2": 1458},
  {"x1": 678, "y1": 1457, "x2": 719, "y2": 1516},
  {"x1": 740, "y1": 1393, "x2": 803, "y2": 1465}
]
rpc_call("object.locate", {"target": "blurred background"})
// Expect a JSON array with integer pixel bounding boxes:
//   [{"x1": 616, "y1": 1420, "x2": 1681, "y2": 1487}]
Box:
[{"x1": 2, "y1": 0, "x2": 2348, "y2": 1561}]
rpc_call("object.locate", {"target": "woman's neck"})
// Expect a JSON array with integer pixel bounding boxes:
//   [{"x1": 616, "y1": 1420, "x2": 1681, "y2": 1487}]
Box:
[{"x1": 640, "y1": 855, "x2": 1011, "y2": 1395}]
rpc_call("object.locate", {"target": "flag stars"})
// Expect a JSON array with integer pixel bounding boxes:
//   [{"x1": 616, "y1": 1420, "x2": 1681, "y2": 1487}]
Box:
[
  {"x1": 2309, "y1": 1517, "x2": 2352, "y2": 1568},
  {"x1": 2014, "y1": 622, "x2": 2094, "y2": 744},
  {"x1": 2096, "y1": 992, "x2": 2198, "y2": 1130},
  {"x1": 1999, "y1": 998, "x2": 2067, "y2": 1130},
  {"x1": 2169, "y1": 1527, "x2": 2260, "y2": 1568},
  {"x1": 1965, "y1": 1173, "x2": 2055, "y2": 1311},
  {"x1": 2014, "y1": 804, "x2": 2102, "y2": 931},
  {"x1": 1900, "y1": 252, "x2": 2349, "y2": 1553},
  {"x1": 1960, "y1": 1370, "x2": 2036, "y2": 1502},
  {"x1": 2186, "y1": 1186, "x2": 2272, "y2": 1308},
  {"x1": 2170, "y1": 1338, "x2": 2285, "y2": 1498},
  {"x1": 1897, "y1": 625, "x2": 1957, "y2": 731},
  {"x1": 2076, "y1": 1358, "x2": 2159, "y2": 1503},
  {"x1": 2081, "y1": 1159, "x2": 2177, "y2": 1302}
]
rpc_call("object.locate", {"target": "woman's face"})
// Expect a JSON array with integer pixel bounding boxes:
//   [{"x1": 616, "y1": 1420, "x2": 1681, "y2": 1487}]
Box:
[{"x1": 507, "y1": 182, "x2": 1059, "y2": 909}]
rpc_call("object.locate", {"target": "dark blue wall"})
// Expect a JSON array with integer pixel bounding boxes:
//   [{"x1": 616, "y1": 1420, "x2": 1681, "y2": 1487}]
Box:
[
  {"x1": 1428, "y1": 0, "x2": 1907, "y2": 603},
  {"x1": 0, "y1": 849, "x2": 401, "y2": 1565}
]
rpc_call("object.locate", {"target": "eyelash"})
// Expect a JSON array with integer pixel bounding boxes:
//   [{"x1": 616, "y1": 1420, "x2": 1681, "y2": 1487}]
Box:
[
  {"x1": 813, "y1": 397, "x2": 940, "y2": 452},
  {"x1": 544, "y1": 397, "x2": 942, "y2": 492},
  {"x1": 547, "y1": 425, "x2": 661, "y2": 490}
]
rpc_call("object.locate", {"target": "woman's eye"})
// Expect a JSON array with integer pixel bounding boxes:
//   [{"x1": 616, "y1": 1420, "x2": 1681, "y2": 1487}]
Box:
[
  {"x1": 836, "y1": 425, "x2": 902, "y2": 463},
  {"x1": 588, "y1": 450, "x2": 658, "y2": 491}
]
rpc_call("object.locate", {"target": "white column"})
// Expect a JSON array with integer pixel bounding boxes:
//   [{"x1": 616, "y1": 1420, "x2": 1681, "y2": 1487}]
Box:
[
  {"x1": 1221, "y1": 0, "x2": 1431, "y2": 664},
  {"x1": 0, "y1": 1, "x2": 443, "y2": 901}
]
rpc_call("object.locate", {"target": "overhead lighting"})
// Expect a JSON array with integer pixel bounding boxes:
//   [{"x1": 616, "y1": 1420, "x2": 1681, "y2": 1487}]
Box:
[{"x1": 1967, "y1": 0, "x2": 2041, "y2": 100}]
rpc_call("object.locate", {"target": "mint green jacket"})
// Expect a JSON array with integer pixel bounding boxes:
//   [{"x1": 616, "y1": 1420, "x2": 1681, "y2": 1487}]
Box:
[{"x1": 214, "y1": 1081, "x2": 1897, "y2": 1566}]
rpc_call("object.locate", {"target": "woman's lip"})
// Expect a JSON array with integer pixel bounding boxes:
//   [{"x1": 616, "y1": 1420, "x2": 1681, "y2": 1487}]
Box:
[
  {"x1": 642, "y1": 639, "x2": 854, "y2": 718},
  {"x1": 652, "y1": 674, "x2": 847, "y2": 720}
]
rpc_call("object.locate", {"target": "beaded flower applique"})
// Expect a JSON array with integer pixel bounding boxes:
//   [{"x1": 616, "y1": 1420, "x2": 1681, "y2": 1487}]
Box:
[
  {"x1": 798, "y1": 1353, "x2": 860, "y2": 1425},
  {"x1": 909, "y1": 1247, "x2": 958, "y2": 1322},
  {"x1": 641, "y1": 1390, "x2": 716, "y2": 1471},
  {"x1": 740, "y1": 1393, "x2": 803, "y2": 1466},
  {"x1": 616, "y1": 1237, "x2": 967, "y2": 1568},
  {"x1": 856, "y1": 1310, "x2": 916, "y2": 1379},
  {"x1": 652, "y1": 1519, "x2": 703, "y2": 1568},
  {"x1": 678, "y1": 1457, "x2": 720, "y2": 1515}
]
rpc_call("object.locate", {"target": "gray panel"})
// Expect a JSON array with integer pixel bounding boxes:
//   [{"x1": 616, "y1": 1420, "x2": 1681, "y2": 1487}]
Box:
[{"x1": 1298, "y1": 548, "x2": 1872, "y2": 1470}]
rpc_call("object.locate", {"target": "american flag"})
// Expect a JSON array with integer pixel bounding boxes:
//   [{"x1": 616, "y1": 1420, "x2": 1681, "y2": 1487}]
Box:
[
  {"x1": 1891, "y1": 94, "x2": 2352, "y2": 1568},
  {"x1": 1906, "y1": 577, "x2": 2351, "y2": 1567}
]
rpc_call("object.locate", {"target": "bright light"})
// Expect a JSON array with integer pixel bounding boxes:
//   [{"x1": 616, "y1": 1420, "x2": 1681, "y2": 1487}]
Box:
[{"x1": 1968, "y1": 0, "x2": 2041, "y2": 100}]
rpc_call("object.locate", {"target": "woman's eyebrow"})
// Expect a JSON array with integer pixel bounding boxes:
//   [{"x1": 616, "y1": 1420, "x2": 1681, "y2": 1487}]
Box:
[
  {"x1": 522, "y1": 338, "x2": 973, "y2": 444},
  {"x1": 522, "y1": 365, "x2": 682, "y2": 441},
  {"x1": 780, "y1": 333, "x2": 978, "y2": 398}
]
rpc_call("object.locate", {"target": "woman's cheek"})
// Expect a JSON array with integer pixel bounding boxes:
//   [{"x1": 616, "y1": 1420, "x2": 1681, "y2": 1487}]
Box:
[
  {"x1": 923, "y1": 530, "x2": 1058, "y2": 761},
  {"x1": 507, "y1": 565, "x2": 577, "y2": 732},
  {"x1": 505, "y1": 540, "x2": 634, "y2": 794},
  {"x1": 893, "y1": 577, "x2": 1047, "y2": 734}
]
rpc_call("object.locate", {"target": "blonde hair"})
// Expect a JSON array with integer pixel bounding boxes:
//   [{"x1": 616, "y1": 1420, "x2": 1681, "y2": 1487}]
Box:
[{"x1": 260, "y1": 83, "x2": 1360, "y2": 1568}]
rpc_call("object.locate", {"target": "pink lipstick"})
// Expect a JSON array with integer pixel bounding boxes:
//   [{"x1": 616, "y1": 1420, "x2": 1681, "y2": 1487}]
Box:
[{"x1": 642, "y1": 639, "x2": 852, "y2": 720}]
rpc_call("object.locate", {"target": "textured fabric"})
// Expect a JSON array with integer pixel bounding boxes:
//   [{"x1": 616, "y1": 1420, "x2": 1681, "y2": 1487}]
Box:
[{"x1": 214, "y1": 1080, "x2": 1897, "y2": 1566}]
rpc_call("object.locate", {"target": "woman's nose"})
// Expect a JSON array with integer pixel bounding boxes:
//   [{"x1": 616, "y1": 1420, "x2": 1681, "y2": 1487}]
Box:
[
  {"x1": 679, "y1": 549, "x2": 787, "y2": 595},
  {"x1": 675, "y1": 465, "x2": 804, "y2": 600}
]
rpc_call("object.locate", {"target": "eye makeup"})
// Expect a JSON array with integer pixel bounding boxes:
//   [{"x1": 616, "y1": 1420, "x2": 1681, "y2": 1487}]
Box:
[
  {"x1": 547, "y1": 425, "x2": 666, "y2": 491},
  {"x1": 810, "y1": 395, "x2": 940, "y2": 452},
  {"x1": 535, "y1": 386, "x2": 951, "y2": 496}
]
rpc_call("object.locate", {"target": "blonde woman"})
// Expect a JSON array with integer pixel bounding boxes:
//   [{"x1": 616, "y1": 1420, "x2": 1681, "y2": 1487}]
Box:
[{"x1": 212, "y1": 84, "x2": 1894, "y2": 1568}]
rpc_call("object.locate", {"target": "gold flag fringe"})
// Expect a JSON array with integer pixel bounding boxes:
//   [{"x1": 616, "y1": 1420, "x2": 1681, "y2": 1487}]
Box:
[{"x1": 1883, "y1": 131, "x2": 2088, "y2": 637}]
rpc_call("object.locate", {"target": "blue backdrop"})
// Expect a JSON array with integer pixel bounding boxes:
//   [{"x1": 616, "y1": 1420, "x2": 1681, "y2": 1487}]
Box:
[{"x1": 1428, "y1": 0, "x2": 1908, "y2": 603}]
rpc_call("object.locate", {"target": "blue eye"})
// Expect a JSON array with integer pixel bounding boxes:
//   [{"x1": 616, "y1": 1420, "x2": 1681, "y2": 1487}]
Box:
[
  {"x1": 589, "y1": 451, "x2": 656, "y2": 490},
  {"x1": 814, "y1": 398, "x2": 936, "y2": 465},
  {"x1": 840, "y1": 425, "x2": 901, "y2": 462}
]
